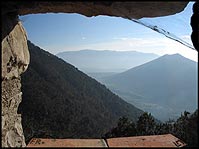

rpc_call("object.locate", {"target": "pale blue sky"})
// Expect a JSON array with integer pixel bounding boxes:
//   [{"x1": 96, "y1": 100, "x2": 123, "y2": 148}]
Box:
[{"x1": 20, "y1": 2, "x2": 198, "y2": 61}]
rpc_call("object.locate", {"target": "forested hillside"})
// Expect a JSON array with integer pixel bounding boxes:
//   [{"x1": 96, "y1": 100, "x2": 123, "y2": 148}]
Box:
[
  {"x1": 104, "y1": 110, "x2": 198, "y2": 147},
  {"x1": 19, "y1": 41, "x2": 143, "y2": 143}
]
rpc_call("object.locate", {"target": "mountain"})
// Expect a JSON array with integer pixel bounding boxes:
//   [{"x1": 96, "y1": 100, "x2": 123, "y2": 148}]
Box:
[
  {"x1": 18, "y1": 41, "x2": 143, "y2": 143},
  {"x1": 56, "y1": 50, "x2": 159, "y2": 73},
  {"x1": 101, "y1": 54, "x2": 198, "y2": 121}
]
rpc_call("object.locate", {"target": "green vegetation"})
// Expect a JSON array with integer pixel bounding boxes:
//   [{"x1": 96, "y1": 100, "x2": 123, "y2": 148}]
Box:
[
  {"x1": 104, "y1": 110, "x2": 198, "y2": 147},
  {"x1": 19, "y1": 41, "x2": 143, "y2": 144}
]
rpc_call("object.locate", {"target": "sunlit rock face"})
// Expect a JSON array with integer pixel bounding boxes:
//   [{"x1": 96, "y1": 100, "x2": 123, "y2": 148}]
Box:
[
  {"x1": 2, "y1": 22, "x2": 29, "y2": 80},
  {"x1": 1, "y1": 13, "x2": 29, "y2": 147},
  {"x1": 1, "y1": 1, "x2": 192, "y2": 147}
]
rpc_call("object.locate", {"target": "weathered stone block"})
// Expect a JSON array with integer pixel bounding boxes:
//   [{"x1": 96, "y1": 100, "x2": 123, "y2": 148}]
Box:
[{"x1": 2, "y1": 21, "x2": 29, "y2": 80}]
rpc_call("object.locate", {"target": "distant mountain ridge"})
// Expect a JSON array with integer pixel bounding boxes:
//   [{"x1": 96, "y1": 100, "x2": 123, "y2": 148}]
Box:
[
  {"x1": 101, "y1": 53, "x2": 198, "y2": 121},
  {"x1": 19, "y1": 41, "x2": 143, "y2": 143},
  {"x1": 56, "y1": 49, "x2": 159, "y2": 73}
]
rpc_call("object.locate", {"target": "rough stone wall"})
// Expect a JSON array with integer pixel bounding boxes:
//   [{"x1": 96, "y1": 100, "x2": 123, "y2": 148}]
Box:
[
  {"x1": 1, "y1": 13, "x2": 29, "y2": 147},
  {"x1": 2, "y1": 79, "x2": 26, "y2": 147}
]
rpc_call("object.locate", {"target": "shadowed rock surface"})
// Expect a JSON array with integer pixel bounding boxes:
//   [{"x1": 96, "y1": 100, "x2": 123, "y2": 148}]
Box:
[{"x1": 2, "y1": 1, "x2": 188, "y2": 19}]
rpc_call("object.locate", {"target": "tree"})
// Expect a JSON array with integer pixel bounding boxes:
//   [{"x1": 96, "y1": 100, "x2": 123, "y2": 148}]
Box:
[
  {"x1": 104, "y1": 116, "x2": 137, "y2": 138},
  {"x1": 136, "y1": 112, "x2": 156, "y2": 136},
  {"x1": 173, "y1": 110, "x2": 198, "y2": 147},
  {"x1": 173, "y1": 111, "x2": 190, "y2": 141}
]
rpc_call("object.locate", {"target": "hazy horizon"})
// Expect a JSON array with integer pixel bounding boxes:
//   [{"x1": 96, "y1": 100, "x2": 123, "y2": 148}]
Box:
[{"x1": 57, "y1": 49, "x2": 160, "y2": 55}]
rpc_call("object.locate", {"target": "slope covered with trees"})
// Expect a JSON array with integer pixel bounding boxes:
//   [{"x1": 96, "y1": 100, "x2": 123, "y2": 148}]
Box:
[
  {"x1": 18, "y1": 41, "x2": 143, "y2": 143},
  {"x1": 104, "y1": 110, "x2": 198, "y2": 147}
]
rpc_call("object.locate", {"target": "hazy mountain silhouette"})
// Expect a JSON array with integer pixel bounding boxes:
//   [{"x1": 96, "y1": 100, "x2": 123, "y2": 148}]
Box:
[
  {"x1": 19, "y1": 41, "x2": 143, "y2": 143},
  {"x1": 56, "y1": 50, "x2": 159, "y2": 73},
  {"x1": 101, "y1": 54, "x2": 198, "y2": 121}
]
